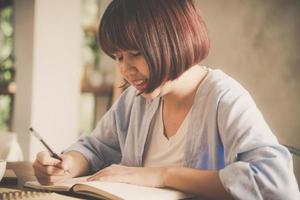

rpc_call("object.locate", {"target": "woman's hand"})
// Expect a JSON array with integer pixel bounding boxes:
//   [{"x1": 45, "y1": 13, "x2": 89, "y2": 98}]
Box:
[
  {"x1": 33, "y1": 151, "x2": 73, "y2": 185},
  {"x1": 87, "y1": 164, "x2": 167, "y2": 188}
]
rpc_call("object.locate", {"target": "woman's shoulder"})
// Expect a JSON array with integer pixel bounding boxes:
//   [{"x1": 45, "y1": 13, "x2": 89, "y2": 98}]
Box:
[{"x1": 197, "y1": 68, "x2": 249, "y2": 100}]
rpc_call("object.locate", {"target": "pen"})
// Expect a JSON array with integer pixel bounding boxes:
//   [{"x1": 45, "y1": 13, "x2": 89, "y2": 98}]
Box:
[{"x1": 29, "y1": 127, "x2": 63, "y2": 161}]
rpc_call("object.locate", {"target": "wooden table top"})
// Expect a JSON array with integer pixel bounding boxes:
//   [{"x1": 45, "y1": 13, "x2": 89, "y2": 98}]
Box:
[
  {"x1": 6, "y1": 161, "x2": 36, "y2": 188},
  {"x1": 0, "y1": 162, "x2": 85, "y2": 199}
]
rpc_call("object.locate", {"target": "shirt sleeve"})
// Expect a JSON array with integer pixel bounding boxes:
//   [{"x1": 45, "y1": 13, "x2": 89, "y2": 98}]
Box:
[
  {"x1": 63, "y1": 87, "x2": 137, "y2": 172},
  {"x1": 64, "y1": 106, "x2": 122, "y2": 173},
  {"x1": 217, "y1": 90, "x2": 299, "y2": 200}
]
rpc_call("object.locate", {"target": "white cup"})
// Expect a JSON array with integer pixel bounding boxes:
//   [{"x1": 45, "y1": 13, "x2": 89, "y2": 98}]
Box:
[{"x1": 0, "y1": 160, "x2": 6, "y2": 182}]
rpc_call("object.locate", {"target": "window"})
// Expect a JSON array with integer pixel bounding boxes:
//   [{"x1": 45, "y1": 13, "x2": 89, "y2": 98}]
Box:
[
  {"x1": 0, "y1": 0, "x2": 14, "y2": 131},
  {"x1": 80, "y1": 0, "x2": 114, "y2": 134}
]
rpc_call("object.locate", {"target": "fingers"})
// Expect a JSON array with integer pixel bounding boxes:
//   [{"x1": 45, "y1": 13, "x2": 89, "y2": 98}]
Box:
[
  {"x1": 87, "y1": 164, "x2": 129, "y2": 181},
  {"x1": 34, "y1": 169, "x2": 68, "y2": 185},
  {"x1": 87, "y1": 164, "x2": 117, "y2": 181},
  {"x1": 89, "y1": 174, "x2": 128, "y2": 183},
  {"x1": 87, "y1": 169, "x2": 103, "y2": 181},
  {"x1": 33, "y1": 161, "x2": 65, "y2": 176},
  {"x1": 33, "y1": 151, "x2": 70, "y2": 185},
  {"x1": 36, "y1": 151, "x2": 61, "y2": 166},
  {"x1": 55, "y1": 154, "x2": 72, "y2": 171},
  {"x1": 86, "y1": 165, "x2": 163, "y2": 187}
]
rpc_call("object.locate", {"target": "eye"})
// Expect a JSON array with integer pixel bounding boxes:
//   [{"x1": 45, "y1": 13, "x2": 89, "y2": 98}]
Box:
[
  {"x1": 130, "y1": 51, "x2": 141, "y2": 57},
  {"x1": 115, "y1": 55, "x2": 123, "y2": 62}
]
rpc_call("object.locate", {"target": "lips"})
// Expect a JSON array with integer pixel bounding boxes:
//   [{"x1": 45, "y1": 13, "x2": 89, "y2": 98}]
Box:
[{"x1": 131, "y1": 79, "x2": 147, "y2": 91}]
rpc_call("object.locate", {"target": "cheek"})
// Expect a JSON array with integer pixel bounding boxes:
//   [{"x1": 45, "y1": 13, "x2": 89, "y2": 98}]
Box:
[
  {"x1": 119, "y1": 70, "x2": 129, "y2": 83},
  {"x1": 137, "y1": 60, "x2": 150, "y2": 77},
  {"x1": 117, "y1": 65, "x2": 126, "y2": 78}
]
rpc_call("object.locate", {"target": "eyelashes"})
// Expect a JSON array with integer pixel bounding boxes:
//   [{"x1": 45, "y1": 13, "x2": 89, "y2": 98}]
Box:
[
  {"x1": 113, "y1": 51, "x2": 141, "y2": 62},
  {"x1": 131, "y1": 52, "x2": 141, "y2": 57},
  {"x1": 115, "y1": 56, "x2": 123, "y2": 62}
]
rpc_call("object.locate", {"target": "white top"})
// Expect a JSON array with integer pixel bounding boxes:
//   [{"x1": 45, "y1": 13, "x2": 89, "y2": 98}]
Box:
[{"x1": 143, "y1": 101, "x2": 191, "y2": 167}]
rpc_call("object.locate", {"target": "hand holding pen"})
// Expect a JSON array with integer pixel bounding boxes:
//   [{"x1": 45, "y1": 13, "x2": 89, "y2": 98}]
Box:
[{"x1": 30, "y1": 127, "x2": 72, "y2": 184}]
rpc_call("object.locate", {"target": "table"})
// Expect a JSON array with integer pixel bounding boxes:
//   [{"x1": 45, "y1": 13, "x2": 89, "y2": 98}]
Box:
[
  {"x1": 1, "y1": 162, "x2": 203, "y2": 200},
  {"x1": 6, "y1": 162, "x2": 36, "y2": 188}
]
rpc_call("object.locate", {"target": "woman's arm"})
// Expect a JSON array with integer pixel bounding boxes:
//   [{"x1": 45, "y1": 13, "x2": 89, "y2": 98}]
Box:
[
  {"x1": 32, "y1": 89, "x2": 137, "y2": 185},
  {"x1": 63, "y1": 88, "x2": 137, "y2": 172},
  {"x1": 87, "y1": 164, "x2": 234, "y2": 200},
  {"x1": 62, "y1": 151, "x2": 90, "y2": 177},
  {"x1": 216, "y1": 89, "x2": 299, "y2": 199}
]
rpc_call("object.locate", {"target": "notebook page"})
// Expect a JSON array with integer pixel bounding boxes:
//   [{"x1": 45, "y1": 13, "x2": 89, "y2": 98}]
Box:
[
  {"x1": 75, "y1": 181, "x2": 195, "y2": 200},
  {"x1": 24, "y1": 176, "x2": 90, "y2": 192}
]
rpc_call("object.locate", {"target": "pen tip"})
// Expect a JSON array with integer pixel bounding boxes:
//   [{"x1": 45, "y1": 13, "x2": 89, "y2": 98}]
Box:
[{"x1": 29, "y1": 127, "x2": 33, "y2": 131}]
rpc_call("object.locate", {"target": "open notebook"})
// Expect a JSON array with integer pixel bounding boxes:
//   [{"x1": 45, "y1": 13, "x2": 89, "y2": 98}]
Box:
[{"x1": 24, "y1": 176, "x2": 195, "y2": 200}]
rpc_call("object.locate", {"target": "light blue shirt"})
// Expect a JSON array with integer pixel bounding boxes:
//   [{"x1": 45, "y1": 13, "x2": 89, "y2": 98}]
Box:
[{"x1": 66, "y1": 68, "x2": 299, "y2": 199}]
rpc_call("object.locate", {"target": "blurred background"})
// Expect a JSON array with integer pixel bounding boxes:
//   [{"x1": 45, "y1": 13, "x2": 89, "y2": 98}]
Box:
[{"x1": 0, "y1": 0, "x2": 299, "y2": 184}]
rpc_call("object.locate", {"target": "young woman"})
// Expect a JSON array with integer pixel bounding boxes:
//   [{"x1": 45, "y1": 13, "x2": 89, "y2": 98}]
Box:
[{"x1": 33, "y1": 0, "x2": 299, "y2": 199}]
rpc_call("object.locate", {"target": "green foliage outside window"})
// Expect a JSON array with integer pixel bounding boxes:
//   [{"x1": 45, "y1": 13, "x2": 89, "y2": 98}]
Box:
[
  {"x1": 0, "y1": 95, "x2": 10, "y2": 130},
  {"x1": 0, "y1": 5, "x2": 14, "y2": 84},
  {"x1": 81, "y1": 0, "x2": 101, "y2": 69},
  {"x1": 0, "y1": 2, "x2": 14, "y2": 131}
]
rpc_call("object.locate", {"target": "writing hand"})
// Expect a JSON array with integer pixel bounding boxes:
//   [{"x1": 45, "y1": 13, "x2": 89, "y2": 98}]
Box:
[
  {"x1": 33, "y1": 151, "x2": 73, "y2": 185},
  {"x1": 87, "y1": 164, "x2": 167, "y2": 188}
]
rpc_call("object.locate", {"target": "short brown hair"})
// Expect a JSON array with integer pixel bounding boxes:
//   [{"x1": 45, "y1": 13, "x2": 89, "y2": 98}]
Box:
[{"x1": 99, "y1": 0, "x2": 210, "y2": 93}]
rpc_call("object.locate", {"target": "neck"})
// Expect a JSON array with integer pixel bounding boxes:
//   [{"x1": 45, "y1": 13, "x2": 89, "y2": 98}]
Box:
[{"x1": 162, "y1": 65, "x2": 208, "y2": 109}]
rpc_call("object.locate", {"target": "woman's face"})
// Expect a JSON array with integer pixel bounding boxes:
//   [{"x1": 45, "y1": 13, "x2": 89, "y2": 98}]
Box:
[{"x1": 114, "y1": 50, "x2": 164, "y2": 99}]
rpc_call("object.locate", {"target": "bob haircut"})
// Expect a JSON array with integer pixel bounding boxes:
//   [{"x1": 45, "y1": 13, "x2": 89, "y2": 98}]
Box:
[{"x1": 99, "y1": 0, "x2": 210, "y2": 93}]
